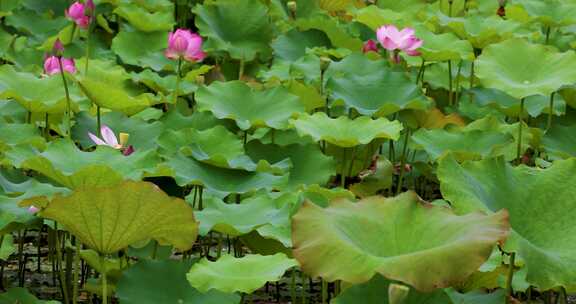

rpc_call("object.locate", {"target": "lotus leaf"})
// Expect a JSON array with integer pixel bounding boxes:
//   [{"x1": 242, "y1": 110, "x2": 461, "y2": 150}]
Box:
[
  {"x1": 0, "y1": 234, "x2": 15, "y2": 260},
  {"x1": 40, "y1": 181, "x2": 198, "y2": 254},
  {"x1": 114, "y1": 2, "x2": 174, "y2": 32},
  {"x1": 117, "y1": 259, "x2": 239, "y2": 304},
  {"x1": 111, "y1": 28, "x2": 172, "y2": 71},
  {"x1": 272, "y1": 29, "x2": 331, "y2": 61},
  {"x1": 416, "y1": 30, "x2": 474, "y2": 62},
  {"x1": 476, "y1": 39, "x2": 576, "y2": 99},
  {"x1": 438, "y1": 155, "x2": 576, "y2": 289},
  {"x1": 0, "y1": 122, "x2": 45, "y2": 151},
  {"x1": 292, "y1": 192, "x2": 509, "y2": 291},
  {"x1": 470, "y1": 88, "x2": 566, "y2": 118},
  {"x1": 290, "y1": 112, "x2": 402, "y2": 147},
  {"x1": 541, "y1": 124, "x2": 576, "y2": 159},
  {"x1": 186, "y1": 253, "x2": 297, "y2": 293},
  {"x1": 0, "y1": 287, "x2": 60, "y2": 304},
  {"x1": 295, "y1": 16, "x2": 363, "y2": 50},
  {"x1": 325, "y1": 53, "x2": 431, "y2": 116},
  {"x1": 196, "y1": 81, "x2": 304, "y2": 130}
]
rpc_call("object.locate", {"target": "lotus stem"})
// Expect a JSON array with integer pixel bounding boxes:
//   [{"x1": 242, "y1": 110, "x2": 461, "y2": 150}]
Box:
[
  {"x1": 545, "y1": 26, "x2": 551, "y2": 44},
  {"x1": 454, "y1": 60, "x2": 463, "y2": 105},
  {"x1": 96, "y1": 106, "x2": 101, "y2": 137},
  {"x1": 69, "y1": 23, "x2": 77, "y2": 46},
  {"x1": 321, "y1": 279, "x2": 328, "y2": 304},
  {"x1": 54, "y1": 230, "x2": 70, "y2": 304},
  {"x1": 505, "y1": 252, "x2": 516, "y2": 303},
  {"x1": 516, "y1": 98, "x2": 525, "y2": 162},
  {"x1": 547, "y1": 92, "x2": 555, "y2": 131},
  {"x1": 290, "y1": 269, "x2": 297, "y2": 304},
  {"x1": 72, "y1": 240, "x2": 81, "y2": 304},
  {"x1": 416, "y1": 58, "x2": 426, "y2": 84},
  {"x1": 347, "y1": 146, "x2": 357, "y2": 181},
  {"x1": 301, "y1": 272, "x2": 307, "y2": 304},
  {"x1": 84, "y1": 23, "x2": 91, "y2": 75},
  {"x1": 57, "y1": 57, "x2": 72, "y2": 138},
  {"x1": 101, "y1": 255, "x2": 107, "y2": 304},
  {"x1": 448, "y1": 0, "x2": 454, "y2": 17},
  {"x1": 341, "y1": 148, "x2": 347, "y2": 188},
  {"x1": 45, "y1": 113, "x2": 50, "y2": 139},
  {"x1": 447, "y1": 60, "x2": 453, "y2": 105},
  {"x1": 173, "y1": 58, "x2": 182, "y2": 108},
  {"x1": 396, "y1": 128, "x2": 411, "y2": 195},
  {"x1": 238, "y1": 57, "x2": 245, "y2": 80}
]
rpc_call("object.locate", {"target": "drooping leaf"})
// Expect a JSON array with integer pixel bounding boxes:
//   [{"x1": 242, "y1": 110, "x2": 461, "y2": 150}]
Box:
[
  {"x1": 541, "y1": 124, "x2": 576, "y2": 159},
  {"x1": 290, "y1": 112, "x2": 402, "y2": 147},
  {"x1": 186, "y1": 253, "x2": 297, "y2": 293},
  {"x1": 117, "y1": 259, "x2": 240, "y2": 304},
  {"x1": 196, "y1": 81, "x2": 304, "y2": 130},
  {"x1": 40, "y1": 181, "x2": 198, "y2": 254},
  {"x1": 292, "y1": 192, "x2": 509, "y2": 291},
  {"x1": 325, "y1": 53, "x2": 431, "y2": 116},
  {"x1": 438, "y1": 155, "x2": 576, "y2": 290},
  {"x1": 476, "y1": 39, "x2": 576, "y2": 99},
  {"x1": 0, "y1": 234, "x2": 16, "y2": 260}
]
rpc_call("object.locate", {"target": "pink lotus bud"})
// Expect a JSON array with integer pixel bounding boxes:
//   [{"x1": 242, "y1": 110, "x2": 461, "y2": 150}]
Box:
[
  {"x1": 165, "y1": 29, "x2": 206, "y2": 63},
  {"x1": 362, "y1": 40, "x2": 378, "y2": 53},
  {"x1": 53, "y1": 39, "x2": 64, "y2": 55},
  {"x1": 376, "y1": 24, "x2": 423, "y2": 59},
  {"x1": 44, "y1": 56, "x2": 77, "y2": 75},
  {"x1": 65, "y1": 2, "x2": 91, "y2": 28},
  {"x1": 28, "y1": 205, "x2": 40, "y2": 214},
  {"x1": 86, "y1": 0, "x2": 95, "y2": 13}
]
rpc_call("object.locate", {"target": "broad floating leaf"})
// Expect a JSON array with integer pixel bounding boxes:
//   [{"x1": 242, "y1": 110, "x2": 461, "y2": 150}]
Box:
[
  {"x1": 438, "y1": 156, "x2": 576, "y2": 290},
  {"x1": 476, "y1": 39, "x2": 576, "y2": 99},
  {"x1": 187, "y1": 253, "x2": 297, "y2": 293},
  {"x1": 292, "y1": 192, "x2": 509, "y2": 291},
  {"x1": 40, "y1": 181, "x2": 198, "y2": 254},
  {"x1": 112, "y1": 28, "x2": 171, "y2": 71},
  {"x1": 290, "y1": 112, "x2": 402, "y2": 147},
  {"x1": 325, "y1": 53, "x2": 431, "y2": 116},
  {"x1": 117, "y1": 259, "x2": 239, "y2": 304},
  {"x1": 196, "y1": 81, "x2": 304, "y2": 130}
]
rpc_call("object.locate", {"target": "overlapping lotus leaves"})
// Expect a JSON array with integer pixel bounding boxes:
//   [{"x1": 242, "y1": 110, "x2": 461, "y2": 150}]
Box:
[
  {"x1": 195, "y1": 194, "x2": 290, "y2": 241},
  {"x1": 438, "y1": 156, "x2": 576, "y2": 290},
  {"x1": 411, "y1": 108, "x2": 465, "y2": 129},
  {"x1": 164, "y1": 153, "x2": 287, "y2": 197},
  {"x1": 114, "y1": 2, "x2": 174, "y2": 32},
  {"x1": 518, "y1": 0, "x2": 576, "y2": 27},
  {"x1": 0, "y1": 123, "x2": 45, "y2": 151},
  {"x1": 325, "y1": 53, "x2": 430, "y2": 116},
  {"x1": 5, "y1": 139, "x2": 160, "y2": 189},
  {"x1": 117, "y1": 259, "x2": 239, "y2": 304},
  {"x1": 444, "y1": 15, "x2": 521, "y2": 49},
  {"x1": 246, "y1": 141, "x2": 336, "y2": 190},
  {"x1": 131, "y1": 69, "x2": 200, "y2": 97},
  {"x1": 416, "y1": 30, "x2": 474, "y2": 62},
  {"x1": 295, "y1": 16, "x2": 363, "y2": 50},
  {"x1": 186, "y1": 253, "x2": 297, "y2": 293},
  {"x1": 111, "y1": 28, "x2": 171, "y2": 71},
  {"x1": 0, "y1": 287, "x2": 60, "y2": 304},
  {"x1": 332, "y1": 275, "x2": 451, "y2": 304},
  {"x1": 73, "y1": 112, "x2": 163, "y2": 151},
  {"x1": 196, "y1": 81, "x2": 304, "y2": 130},
  {"x1": 411, "y1": 128, "x2": 515, "y2": 161},
  {"x1": 272, "y1": 29, "x2": 331, "y2": 61},
  {"x1": 476, "y1": 39, "x2": 576, "y2": 99},
  {"x1": 290, "y1": 112, "x2": 402, "y2": 147},
  {"x1": 0, "y1": 65, "x2": 81, "y2": 114},
  {"x1": 194, "y1": 0, "x2": 273, "y2": 61},
  {"x1": 350, "y1": 157, "x2": 393, "y2": 198},
  {"x1": 470, "y1": 88, "x2": 566, "y2": 118},
  {"x1": 541, "y1": 124, "x2": 576, "y2": 159},
  {"x1": 39, "y1": 181, "x2": 198, "y2": 254},
  {"x1": 291, "y1": 192, "x2": 509, "y2": 291},
  {"x1": 354, "y1": 6, "x2": 406, "y2": 30}
]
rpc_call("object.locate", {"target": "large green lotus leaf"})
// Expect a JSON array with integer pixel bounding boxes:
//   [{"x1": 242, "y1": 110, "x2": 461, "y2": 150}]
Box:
[
  {"x1": 286, "y1": 80, "x2": 324, "y2": 112},
  {"x1": 40, "y1": 181, "x2": 198, "y2": 254},
  {"x1": 114, "y1": 2, "x2": 174, "y2": 32},
  {"x1": 164, "y1": 153, "x2": 287, "y2": 197},
  {"x1": 186, "y1": 253, "x2": 297, "y2": 293},
  {"x1": 445, "y1": 289, "x2": 506, "y2": 304},
  {"x1": 299, "y1": 184, "x2": 355, "y2": 208},
  {"x1": 0, "y1": 287, "x2": 60, "y2": 304},
  {"x1": 0, "y1": 122, "x2": 45, "y2": 151},
  {"x1": 78, "y1": 61, "x2": 159, "y2": 115},
  {"x1": 246, "y1": 141, "x2": 336, "y2": 190},
  {"x1": 272, "y1": 29, "x2": 331, "y2": 61},
  {"x1": 292, "y1": 192, "x2": 509, "y2": 291},
  {"x1": 295, "y1": 15, "x2": 363, "y2": 50},
  {"x1": 519, "y1": 0, "x2": 576, "y2": 27},
  {"x1": 195, "y1": 194, "x2": 290, "y2": 238},
  {"x1": 73, "y1": 111, "x2": 164, "y2": 151},
  {"x1": 117, "y1": 259, "x2": 239, "y2": 304},
  {"x1": 193, "y1": 0, "x2": 272, "y2": 61},
  {"x1": 290, "y1": 112, "x2": 402, "y2": 147},
  {"x1": 160, "y1": 109, "x2": 236, "y2": 132},
  {"x1": 416, "y1": 30, "x2": 474, "y2": 62},
  {"x1": 411, "y1": 128, "x2": 515, "y2": 161},
  {"x1": 4, "y1": 8, "x2": 67, "y2": 40},
  {"x1": 542, "y1": 124, "x2": 576, "y2": 159},
  {"x1": 5, "y1": 139, "x2": 160, "y2": 189},
  {"x1": 0, "y1": 65, "x2": 81, "y2": 114},
  {"x1": 111, "y1": 27, "x2": 172, "y2": 71},
  {"x1": 333, "y1": 274, "x2": 451, "y2": 304},
  {"x1": 463, "y1": 116, "x2": 534, "y2": 158},
  {"x1": 325, "y1": 53, "x2": 430, "y2": 116},
  {"x1": 354, "y1": 6, "x2": 407, "y2": 30},
  {"x1": 444, "y1": 15, "x2": 521, "y2": 49},
  {"x1": 438, "y1": 156, "x2": 576, "y2": 290},
  {"x1": 476, "y1": 39, "x2": 576, "y2": 99},
  {"x1": 470, "y1": 88, "x2": 566, "y2": 118},
  {"x1": 130, "y1": 68, "x2": 201, "y2": 97},
  {"x1": 0, "y1": 234, "x2": 15, "y2": 260},
  {"x1": 196, "y1": 81, "x2": 304, "y2": 130}
]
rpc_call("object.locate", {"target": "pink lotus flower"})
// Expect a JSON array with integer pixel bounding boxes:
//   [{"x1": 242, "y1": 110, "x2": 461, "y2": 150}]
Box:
[
  {"x1": 165, "y1": 29, "x2": 206, "y2": 62},
  {"x1": 376, "y1": 25, "x2": 423, "y2": 58},
  {"x1": 362, "y1": 40, "x2": 379, "y2": 53},
  {"x1": 28, "y1": 206, "x2": 40, "y2": 214},
  {"x1": 88, "y1": 125, "x2": 135, "y2": 156},
  {"x1": 44, "y1": 56, "x2": 77, "y2": 75},
  {"x1": 65, "y1": 1, "x2": 91, "y2": 28}
]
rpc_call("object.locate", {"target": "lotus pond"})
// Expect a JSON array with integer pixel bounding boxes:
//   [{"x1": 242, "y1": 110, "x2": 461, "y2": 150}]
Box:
[{"x1": 1, "y1": 0, "x2": 576, "y2": 303}]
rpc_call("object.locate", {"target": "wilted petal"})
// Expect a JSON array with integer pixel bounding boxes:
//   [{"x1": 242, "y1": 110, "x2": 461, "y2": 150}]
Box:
[
  {"x1": 88, "y1": 132, "x2": 107, "y2": 146},
  {"x1": 100, "y1": 125, "x2": 119, "y2": 148}
]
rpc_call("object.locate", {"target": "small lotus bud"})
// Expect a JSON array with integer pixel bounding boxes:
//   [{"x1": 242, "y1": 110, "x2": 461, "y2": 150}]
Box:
[{"x1": 320, "y1": 56, "x2": 331, "y2": 72}]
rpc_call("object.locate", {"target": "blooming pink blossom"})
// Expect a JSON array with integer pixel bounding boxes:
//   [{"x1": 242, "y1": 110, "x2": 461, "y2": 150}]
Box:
[
  {"x1": 44, "y1": 56, "x2": 77, "y2": 75},
  {"x1": 165, "y1": 29, "x2": 206, "y2": 62},
  {"x1": 65, "y1": 1, "x2": 91, "y2": 28},
  {"x1": 362, "y1": 40, "x2": 379, "y2": 53},
  {"x1": 88, "y1": 125, "x2": 135, "y2": 156},
  {"x1": 376, "y1": 25, "x2": 423, "y2": 57}
]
